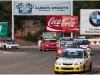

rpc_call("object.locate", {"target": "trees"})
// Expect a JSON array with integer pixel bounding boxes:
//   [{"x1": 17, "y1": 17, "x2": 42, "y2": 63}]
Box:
[{"x1": 0, "y1": 1, "x2": 12, "y2": 37}]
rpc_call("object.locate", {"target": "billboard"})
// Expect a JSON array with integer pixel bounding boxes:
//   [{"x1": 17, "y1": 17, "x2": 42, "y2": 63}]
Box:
[
  {"x1": 0, "y1": 22, "x2": 8, "y2": 38},
  {"x1": 46, "y1": 16, "x2": 78, "y2": 33},
  {"x1": 80, "y1": 9, "x2": 100, "y2": 35},
  {"x1": 13, "y1": 1, "x2": 71, "y2": 15}
]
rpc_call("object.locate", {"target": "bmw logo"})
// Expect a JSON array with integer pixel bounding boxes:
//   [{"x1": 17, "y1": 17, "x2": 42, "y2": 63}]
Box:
[{"x1": 89, "y1": 11, "x2": 100, "y2": 27}]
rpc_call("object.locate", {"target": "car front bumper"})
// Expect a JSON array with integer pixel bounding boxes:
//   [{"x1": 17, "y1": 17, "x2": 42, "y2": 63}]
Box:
[
  {"x1": 54, "y1": 65, "x2": 84, "y2": 72},
  {"x1": 6, "y1": 44, "x2": 20, "y2": 49},
  {"x1": 44, "y1": 46, "x2": 57, "y2": 50}
]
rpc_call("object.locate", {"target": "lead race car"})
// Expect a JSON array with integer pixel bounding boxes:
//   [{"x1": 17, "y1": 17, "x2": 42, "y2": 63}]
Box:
[
  {"x1": 54, "y1": 49, "x2": 92, "y2": 74},
  {"x1": 0, "y1": 38, "x2": 20, "y2": 49}
]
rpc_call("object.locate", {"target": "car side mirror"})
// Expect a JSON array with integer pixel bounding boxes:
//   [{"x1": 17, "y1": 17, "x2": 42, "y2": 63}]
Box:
[{"x1": 84, "y1": 56, "x2": 88, "y2": 59}]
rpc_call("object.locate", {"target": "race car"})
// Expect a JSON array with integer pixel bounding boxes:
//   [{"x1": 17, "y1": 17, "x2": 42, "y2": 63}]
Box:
[
  {"x1": 56, "y1": 41, "x2": 79, "y2": 59},
  {"x1": 39, "y1": 38, "x2": 57, "y2": 51},
  {"x1": 0, "y1": 38, "x2": 20, "y2": 49},
  {"x1": 75, "y1": 39, "x2": 91, "y2": 54},
  {"x1": 56, "y1": 37, "x2": 74, "y2": 49},
  {"x1": 54, "y1": 49, "x2": 92, "y2": 74}
]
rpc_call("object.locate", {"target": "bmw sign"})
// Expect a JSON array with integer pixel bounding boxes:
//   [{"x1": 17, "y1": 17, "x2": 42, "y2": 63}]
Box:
[
  {"x1": 80, "y1": 9, "x2": 100, "y2": 35},
  {"x1": 89, "y1": 11, "x2": 100, "y2": 27}
]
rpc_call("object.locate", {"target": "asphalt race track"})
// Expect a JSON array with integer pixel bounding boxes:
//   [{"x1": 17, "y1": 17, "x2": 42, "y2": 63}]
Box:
[{"x1": 0, "y1": 46, "x2": 100, "y2": 74}]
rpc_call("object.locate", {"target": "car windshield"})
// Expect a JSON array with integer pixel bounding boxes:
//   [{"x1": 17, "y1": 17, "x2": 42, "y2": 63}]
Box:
[
  {"x1": 61, "y1": 50, "x2": 83, "y2": 58},
  {"x1": 78, "y1": 40, "x2": 89, "y2": 45},
  {"x1": 60, "y1": 42, "x2": 79, "y2": 48},
  {"x1": 5, "y1": 39, "x2": 15, "y2": 42},
  {"x1": 44, "y1": 40, "x2": 56, "y2": 42},
  {"x1": 44, "y1": 35, "x2": 55, "y2": 39}
]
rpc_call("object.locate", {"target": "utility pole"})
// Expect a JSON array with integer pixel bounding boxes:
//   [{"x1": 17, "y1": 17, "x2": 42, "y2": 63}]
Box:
[
  {"x1": 23, "y1": 17, "x2": 25, "y2": 40},
  {"x1": 20, "y1": 17, "x2": 23, "y2": 40}
]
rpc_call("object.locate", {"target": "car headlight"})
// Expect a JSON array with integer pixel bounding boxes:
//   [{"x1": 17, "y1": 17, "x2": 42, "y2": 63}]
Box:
[
  {"x1": 74, "y1": 61, "x2": 83, "y2": 65},
  {"x1": 58, "y1": 50, "x2": 62, "y2": 53},
  {"x1": 55, "y1": 62, "x2": 61, "y2": 65},
  {"x1": 44, "y1": 44, "x2": 48, "y2": 46}
]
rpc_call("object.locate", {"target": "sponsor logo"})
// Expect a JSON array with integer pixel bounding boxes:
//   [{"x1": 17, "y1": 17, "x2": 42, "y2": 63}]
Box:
[
  {"x1": 89, "y1": 11, "x2": 100, "y2": 27},
  {"x1": 16, "y1": 3, "x2": 34, "y2": 14},
  {"x1": 35, "y1": 3, "x2": 68, "y2": 11},
  {"x1": 48, "y1": 17, "x2": 76, "y2": 27}
]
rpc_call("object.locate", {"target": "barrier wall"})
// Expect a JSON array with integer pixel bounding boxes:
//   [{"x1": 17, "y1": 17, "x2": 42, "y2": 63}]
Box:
[{"x1": 88, "y1": 39, "x2": 100, "y2": 45}]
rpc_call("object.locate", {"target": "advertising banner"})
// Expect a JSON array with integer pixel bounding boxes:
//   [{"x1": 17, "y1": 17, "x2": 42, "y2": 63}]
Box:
[
  {"x1": 46, "y1": 16, "x2": 78, "y2": 33},
  {"x1": 80, "y1": 9, "x2": 100, "y2": 35},
  {"x1": 0, "y1": 22, "x2": 8, "y2": 38},
  {"x1": 13, "y1": 1, "x2": 71, "y2": 15}
]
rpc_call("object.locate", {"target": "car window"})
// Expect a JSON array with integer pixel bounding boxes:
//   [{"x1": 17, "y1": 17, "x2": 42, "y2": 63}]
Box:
[
  {"x1": 5, "y1": 39, "x2": 15, "y2": 42},
  {"x1": 83, "y1": 50, "x2": 89, "y2": 58},
  {"x1": 78, "y1": 40, "x2": 89, "y2": 45},
  {"x1": 44, "y1": 35, "x2": 55, "y2": 39},
  {"x1": 61, "y1": 50, "x2": 83, "y2": 58},
  {"x1": 60, "y1": 43, "x2": 79, "y2": 48}
]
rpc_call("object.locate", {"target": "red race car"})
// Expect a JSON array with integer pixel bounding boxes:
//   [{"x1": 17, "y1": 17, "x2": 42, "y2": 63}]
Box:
[{"x1": 39, "y1": 38, "x2": 57, "y2": 51}]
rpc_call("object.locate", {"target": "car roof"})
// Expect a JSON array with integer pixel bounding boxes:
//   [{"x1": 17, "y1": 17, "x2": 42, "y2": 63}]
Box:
[{"x1": 60, "y1": 37, "x2": 73, "y2": 41}]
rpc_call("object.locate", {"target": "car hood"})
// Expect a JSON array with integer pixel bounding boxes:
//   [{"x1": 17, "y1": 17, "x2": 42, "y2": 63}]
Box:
[
  {"x1": 44, "y1": 42, "x2": 56, "y2": 45},
  {"x1": 56, "y1": 57, "x2": 84, "y2": 64}
]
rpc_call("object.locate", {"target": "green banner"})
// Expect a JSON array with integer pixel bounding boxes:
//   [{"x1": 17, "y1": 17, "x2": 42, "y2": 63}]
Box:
[{"x1": 0, "y1": 22, "x2": 8, "y2": 38}]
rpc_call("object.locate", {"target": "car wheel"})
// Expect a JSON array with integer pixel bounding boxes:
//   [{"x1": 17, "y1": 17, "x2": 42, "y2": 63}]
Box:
[
  {"x1": 54, "y1": 71, "x2": 59, "y2": 74},
  {"x1": 56, "y1": 56, "x2": 58, "y2": 60},
  {"x1": 39, "y1": 48, "x2": 42, "y2": 51},
  {"x1": 42, "y1": 46, "x2": 45, "y2": 51},
  {"x1": 16, "y1": 48, "x2": 19, "y2": 49},
  {"x1": 3, "y1": 45, "x2": 6, "y2": 50},
  {"x1": 88, "y1": 63, "x2": 92, "y2": 72}
]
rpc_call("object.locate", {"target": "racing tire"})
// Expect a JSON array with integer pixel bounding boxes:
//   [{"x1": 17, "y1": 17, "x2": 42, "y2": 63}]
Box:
[
  {"x1": 42, "y1": 46, "x2": 46, "y2": 51},
  {"x1": 3, "y1": 45, "x2": 6, "y2": 50},
  {"x1": 56, "y1": 56, "x2": 58, "y2": 60},
  {"x1": 54, "y1": 71, "x2": 59, "y2": 74},
  {"x1": 39, "y1": 48, "x2": 42, "y2": 51},
  {"x1": 16, "y1": 48, "x2": 19, "y2": 49},
  {"x1": 88, "y1": 63, "x2": 92, "y2": 72}
]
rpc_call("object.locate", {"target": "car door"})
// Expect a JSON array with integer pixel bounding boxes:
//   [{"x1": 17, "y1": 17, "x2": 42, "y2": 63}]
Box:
[{"x1": 84, "y1": 50, "x2": 90, "y2": 70}]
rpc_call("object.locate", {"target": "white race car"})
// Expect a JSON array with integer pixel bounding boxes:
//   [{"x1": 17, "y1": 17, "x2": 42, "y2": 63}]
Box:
[
  {"x1": 0, "y1": 38, "x2": 20, "y2": 50},
  {"x1": 54, "y1": 49, "x2": 92, "y2": 74}
]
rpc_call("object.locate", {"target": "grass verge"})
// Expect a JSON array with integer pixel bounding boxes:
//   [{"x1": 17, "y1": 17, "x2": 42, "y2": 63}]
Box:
[{"x1": 15, "y1": 39, "x2": 38, "y2": 46}]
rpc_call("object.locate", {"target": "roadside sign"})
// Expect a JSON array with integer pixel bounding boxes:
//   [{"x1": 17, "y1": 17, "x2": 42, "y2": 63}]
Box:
[{"x1": 0, "y1": 22, "x2": 8, "y2": 38}]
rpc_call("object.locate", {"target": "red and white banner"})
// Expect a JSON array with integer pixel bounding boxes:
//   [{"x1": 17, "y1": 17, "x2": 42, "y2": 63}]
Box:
[{"x1": 46, "y1": 16, "x2": 78, "y2": 33}]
